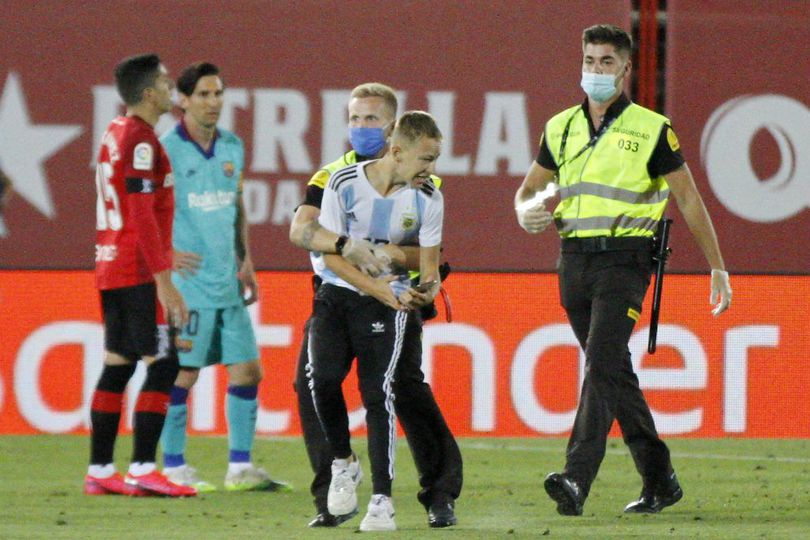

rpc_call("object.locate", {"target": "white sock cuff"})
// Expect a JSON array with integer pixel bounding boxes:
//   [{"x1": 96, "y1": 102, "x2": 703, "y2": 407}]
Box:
[
  {"x1": 228, "y1": 462, "x2": 252, "y2": 475},
  {"x1": 88, "y1": 463, "x2": 116, "y2": 478},
  {"x1": 128, "y1": 462, "x2": 157, "y2": 476}
]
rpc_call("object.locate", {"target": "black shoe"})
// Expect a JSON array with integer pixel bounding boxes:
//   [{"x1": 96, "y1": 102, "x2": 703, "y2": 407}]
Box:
[
  {"x1": 624, "y1": 473, "x2": 683, "y2": 514},
  {"x1": 307, "y1": 508, "x2": 358, "y2": 528},
  {"x1": 544, "y1": 472, "x2": 584, "y2": 516},
  {"x1": 428, "y1": 500, "x2": 457, "y2": 528}
]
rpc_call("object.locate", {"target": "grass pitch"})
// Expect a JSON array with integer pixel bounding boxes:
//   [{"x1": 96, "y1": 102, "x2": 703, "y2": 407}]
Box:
[{"x1": 0, "y1": 435, "x2": 808, "y2": 539}]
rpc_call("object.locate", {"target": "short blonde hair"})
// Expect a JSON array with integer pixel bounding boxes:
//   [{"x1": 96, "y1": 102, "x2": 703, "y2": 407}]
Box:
[
  {"x1": 392, "y1": 111, "x2": 442, "y2": 145},
  {"x1": 350, "y1": 82, "x2": 398, "y2": 117}
]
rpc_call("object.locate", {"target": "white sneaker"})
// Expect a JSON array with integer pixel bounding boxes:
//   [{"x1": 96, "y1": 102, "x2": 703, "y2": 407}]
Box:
[
  {"x1": 327, "y1": 456, "x2": 363, "y2": 516},
  {"x1": 163, "y1": 465, "x2": 217, "y2": 493},
  {"x1": 359, "y1": 494, "x2": 396, "y2": 532},
  {"x1": 224, "y1": 464, "x2": 292, "y2": 492}
]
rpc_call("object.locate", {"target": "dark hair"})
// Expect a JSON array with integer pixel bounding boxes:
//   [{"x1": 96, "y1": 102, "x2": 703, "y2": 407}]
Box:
[
  {"x1": 393, "y1": 111, "x2": 442, "y2": 145},
  {"x1": 114, "y1": 53, "x2": 162, "y2": 106},
  {"x1": 582, "y1": 24, "x2": 633, "y2": 56},
  {"x1": 176, "y1": 62, "x2": 221, "y2": 97}
]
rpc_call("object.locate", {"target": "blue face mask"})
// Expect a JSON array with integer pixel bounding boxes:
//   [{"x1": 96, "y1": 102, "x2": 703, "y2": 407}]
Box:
[
  {"x1": 349, "y1": 127, "x2": 387, "y2": 157},
  {"x1": 580, "y1": 72, "x2": 619, "y2": 103}
]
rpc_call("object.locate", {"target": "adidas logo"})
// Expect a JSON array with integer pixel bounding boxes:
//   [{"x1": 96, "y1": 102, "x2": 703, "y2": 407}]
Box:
[{"x1": 371, "y1": 321, "x2": 385, "y2": 333}]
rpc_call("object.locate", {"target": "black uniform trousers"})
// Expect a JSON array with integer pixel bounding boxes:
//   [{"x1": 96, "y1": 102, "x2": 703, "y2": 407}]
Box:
[
  {"x1": 296, "y1": 284, "x2": 462, "y2": 511},
  {"x1": 558, "y1": 240, "x2": 673, "y2": 499}
]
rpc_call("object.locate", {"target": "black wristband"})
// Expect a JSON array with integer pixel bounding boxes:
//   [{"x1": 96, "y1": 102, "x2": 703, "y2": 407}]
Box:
[{"x1": 335, "y1": 235, "x2": 349, "y2": 255}]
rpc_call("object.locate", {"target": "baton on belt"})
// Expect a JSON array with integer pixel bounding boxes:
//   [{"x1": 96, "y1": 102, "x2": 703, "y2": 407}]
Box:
[{"x1": 648, "y1": 218, "x2": 673, "y2": 354}]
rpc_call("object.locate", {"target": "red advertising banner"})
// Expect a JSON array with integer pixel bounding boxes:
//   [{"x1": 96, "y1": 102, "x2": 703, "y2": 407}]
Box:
[
  {"x1": 0, "y1": 0, "x2": 631, "y2": 271},
  {"x1": 2, "y1": 271, "x2": 808, "y2": 437},
  {"x1": 1, "y1": 1, "x2": 635, "y2": 272},
  {"x1": 666, "y1": 0, "x2": 810, "y2": 273},
  {"x1": 4, "y1": 2, "x2": 805, "y2": 274}
]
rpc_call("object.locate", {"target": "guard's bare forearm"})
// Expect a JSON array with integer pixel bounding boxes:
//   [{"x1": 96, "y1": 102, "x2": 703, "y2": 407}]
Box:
[
  {"x1": 297, "y1": 220, "x2": 339, "y2": 252},
  {"x1": 300, "y1": 220, "x2": 321, "y2": 251},
  {"x1": 666, "y1": 165, "x2": 726, "y2": 270},
  {"x1": 680, "y1": 196, "x2": 725, "y2": 270},
  {"x1": 515, "y1": 161, "x2": 555, "y2": 206},
  {"x1": 290, "y1": 204, "x2": 340, "y2": 253}
]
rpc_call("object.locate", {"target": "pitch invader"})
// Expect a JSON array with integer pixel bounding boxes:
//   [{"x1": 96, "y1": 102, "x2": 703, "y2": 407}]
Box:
[
  {"x1": 289, "y1": 83, "x2": 461, "y2": 530},
  {"x1": 85, "y1": 53, "x2": 195, "y2": 498},
  {"x1": 308, "y1": 111, "x2": 446, "y2": 531}
]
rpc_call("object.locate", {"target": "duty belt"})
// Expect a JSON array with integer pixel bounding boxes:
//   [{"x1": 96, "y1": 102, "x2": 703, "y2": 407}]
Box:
[{"x1": 561, "y1": 236, "x2": 652, "y2": 253}]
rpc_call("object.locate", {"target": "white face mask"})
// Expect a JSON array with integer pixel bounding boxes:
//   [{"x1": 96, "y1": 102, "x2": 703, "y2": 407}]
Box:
[{"x1": 580, "y1": 72, "x2": 619, "y2": 103}]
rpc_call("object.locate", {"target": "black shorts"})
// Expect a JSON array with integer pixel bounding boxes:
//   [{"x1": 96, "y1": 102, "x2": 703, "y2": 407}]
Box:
[{"x1": 100, "y1": 282, "x2": 158, "y2": 360}]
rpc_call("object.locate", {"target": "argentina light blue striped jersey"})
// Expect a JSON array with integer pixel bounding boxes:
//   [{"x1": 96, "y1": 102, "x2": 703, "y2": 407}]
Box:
[{"x1": 317, "y1": 161, "x2": 444, "y2": 294}]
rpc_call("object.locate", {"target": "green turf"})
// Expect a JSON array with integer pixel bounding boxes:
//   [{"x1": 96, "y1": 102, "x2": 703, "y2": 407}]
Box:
[{"x1": 0, "y1": 435, "x2": 808, "y2": 539}]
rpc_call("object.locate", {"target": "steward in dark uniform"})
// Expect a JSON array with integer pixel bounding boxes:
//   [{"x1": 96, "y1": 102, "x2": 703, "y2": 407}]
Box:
[{"x1": 515, "y1": 24, "x2": 731, "y2": 516}]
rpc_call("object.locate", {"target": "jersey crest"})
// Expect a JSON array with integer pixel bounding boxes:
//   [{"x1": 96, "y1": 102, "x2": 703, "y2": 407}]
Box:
[
  {"x1": 222, "y1": 161, "x2": 235, "y2": 178},
  {"x1": 401, "y1": 212, "x2": 417, "y2": 231}
]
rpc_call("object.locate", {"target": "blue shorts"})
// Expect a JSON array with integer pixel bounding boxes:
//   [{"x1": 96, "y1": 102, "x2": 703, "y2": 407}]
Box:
[{"x1": 177, "y1": 305, "x2": 259, "y2": 368}]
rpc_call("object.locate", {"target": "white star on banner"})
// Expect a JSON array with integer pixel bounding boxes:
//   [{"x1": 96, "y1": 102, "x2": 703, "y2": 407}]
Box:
[{"x1": 0, "y1": 72, "x2": 83, "y2": 227}]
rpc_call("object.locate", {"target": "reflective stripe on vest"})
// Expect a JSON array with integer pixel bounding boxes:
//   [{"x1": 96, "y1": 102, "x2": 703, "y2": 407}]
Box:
[{"x1": 545, "y1": 103, "x2": 670, "y2": 238}]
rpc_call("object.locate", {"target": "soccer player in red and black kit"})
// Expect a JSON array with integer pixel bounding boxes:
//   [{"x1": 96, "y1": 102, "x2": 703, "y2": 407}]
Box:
[{"x1": 84, "y1": 53, "x2": 195, "y2": 498}]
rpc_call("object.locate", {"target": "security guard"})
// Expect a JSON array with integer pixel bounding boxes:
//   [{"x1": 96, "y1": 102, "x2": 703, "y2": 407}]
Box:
[
  {"x1": 289, "y1": 83, "x2": 461, "y2": 529},
  {"x1": 514, "y1": 24, "x2": 732, "y2": 516}
]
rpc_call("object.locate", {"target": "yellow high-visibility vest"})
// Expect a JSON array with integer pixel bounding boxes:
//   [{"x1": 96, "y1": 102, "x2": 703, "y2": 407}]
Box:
[
  {"x1": 308, "y1": 150, "x2": 360, "y2": 189},
  {"x1": 544, "y1": 103, "x2": 671, "y2": 238}
]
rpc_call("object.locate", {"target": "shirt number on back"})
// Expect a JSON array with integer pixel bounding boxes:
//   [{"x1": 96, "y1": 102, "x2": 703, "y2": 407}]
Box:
[{"x1": 95, "y1": 162, "x2": 123, "y2": 231}]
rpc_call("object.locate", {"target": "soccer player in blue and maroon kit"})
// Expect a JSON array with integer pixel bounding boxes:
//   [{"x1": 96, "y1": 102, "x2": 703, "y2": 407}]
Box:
[{"x1": 84, "y1": 53, "x2": 195, "y2": 498}]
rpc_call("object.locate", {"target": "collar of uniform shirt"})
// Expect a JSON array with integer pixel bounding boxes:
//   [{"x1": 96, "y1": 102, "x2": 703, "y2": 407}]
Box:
[
  {"x1": 578, "y1": 93, "x2": 631, "y2": 138},
  {"x1": 177, "y1": 117, "x2": 220, "y2": 159}
]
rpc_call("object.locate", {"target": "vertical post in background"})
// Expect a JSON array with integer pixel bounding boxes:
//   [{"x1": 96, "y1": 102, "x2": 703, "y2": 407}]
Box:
[{"x1": 637, "y1": 0, "x2": 660, "y2": 110}]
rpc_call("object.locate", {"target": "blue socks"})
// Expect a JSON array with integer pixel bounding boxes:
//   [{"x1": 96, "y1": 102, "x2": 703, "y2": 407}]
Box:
[
  {"x1": 160, "y1": 386, "x2": 189, "y2": 468},
  {"x1": 160, "y1": 384, "x2": 258, "y2": 467},
  {"x1": 226, "y1": 385, "x2": 258, "y2": 463}
]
